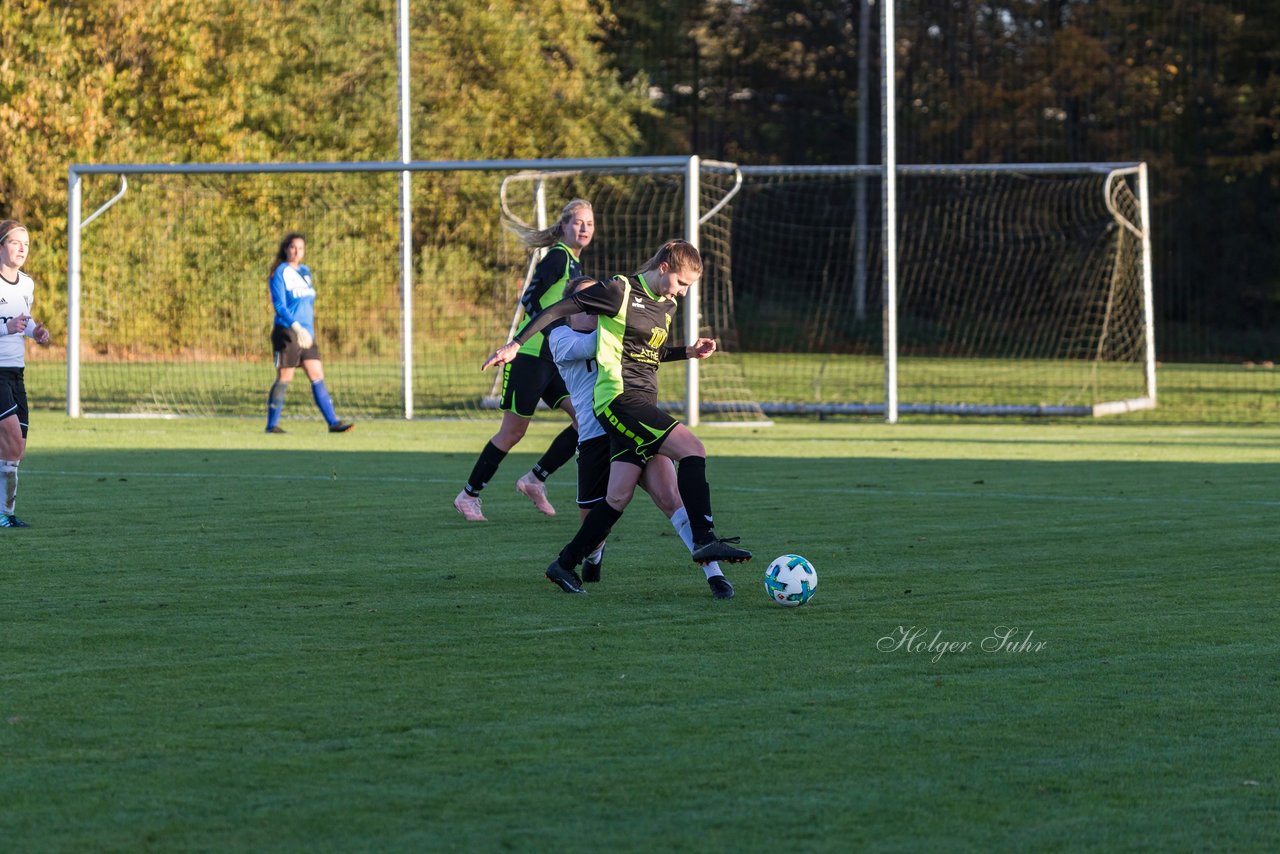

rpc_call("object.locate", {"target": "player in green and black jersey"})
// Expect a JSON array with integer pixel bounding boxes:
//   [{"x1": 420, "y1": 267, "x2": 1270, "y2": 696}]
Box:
[
  {"x1": 453, "y1": 199, "x2": 594, "y2": 522},
  {"x1": 485, "y1": 240, "x2": 751, "y2": 597}
]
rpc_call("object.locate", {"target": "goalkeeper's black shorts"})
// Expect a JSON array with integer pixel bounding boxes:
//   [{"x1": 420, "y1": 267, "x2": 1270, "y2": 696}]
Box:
[{"x1": 271, "y1": 324, "x2": 321, "y2": 368}]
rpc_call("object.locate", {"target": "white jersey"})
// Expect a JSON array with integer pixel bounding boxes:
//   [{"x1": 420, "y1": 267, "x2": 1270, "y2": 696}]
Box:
[
  {"x1": 548, "y1": 325, "x2": 604, "y2": 443},
  {"x1": 0, "y1": 270, "x2": 36, "y2": 368}
]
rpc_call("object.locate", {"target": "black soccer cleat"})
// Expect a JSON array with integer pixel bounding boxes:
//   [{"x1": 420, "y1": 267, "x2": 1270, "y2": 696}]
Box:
[
  {"x1": 708, "y1": 575, "x2": 735, "y2": 600},
  {"x1": 0, "y1": 514, "x2": 30, "y2": 528},
  {"x1": 545, "y1": 561, "x2": 586, "y2": 594},
  {"x1": 692, "y1": 536, "x2": 752, "y2": 565},
  {"x1": 265, "y1": 426, "x2": 286, "y2": 434},
  {"x1": 581, "y1": 557, "x2": 602, "y2": 583},
  {"x1": 328, "y1": 422, "x2": 355, "y2": 433}
]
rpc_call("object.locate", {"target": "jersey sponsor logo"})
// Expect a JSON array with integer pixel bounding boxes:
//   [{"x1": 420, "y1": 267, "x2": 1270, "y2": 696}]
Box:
[{"x1": 645, "y1": 327, "x2": 668, "y2": 349}]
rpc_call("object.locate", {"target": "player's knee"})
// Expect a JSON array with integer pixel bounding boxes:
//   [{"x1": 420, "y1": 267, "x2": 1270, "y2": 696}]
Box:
[
  {"x1": 605, "y1": 489, "x2": 635, "y2": 512},
  {"x1": 670, "y1": 431, "x2": 705, "y2": 459},
  {"x1": 496, "y1": 418, "x2": 530, "y2": 445}
]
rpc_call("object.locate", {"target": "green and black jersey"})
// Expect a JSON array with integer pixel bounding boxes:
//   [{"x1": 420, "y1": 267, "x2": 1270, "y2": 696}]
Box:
[
  {"x1": 512, "y1": 272, "x2": 690, "y2": 415},
  {"x1": 513, "y1": 242, "x2": 582, "y2": 360}
]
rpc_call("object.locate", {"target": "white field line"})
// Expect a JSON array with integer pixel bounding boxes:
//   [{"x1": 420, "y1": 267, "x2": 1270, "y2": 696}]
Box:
[{"x1": 25, "y1": 468, "x2": 1280, "y2": 507}]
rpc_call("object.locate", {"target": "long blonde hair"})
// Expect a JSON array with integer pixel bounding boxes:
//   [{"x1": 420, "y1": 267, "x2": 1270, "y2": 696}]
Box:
[
  {"x1": 504, "y1": 198, "x2": 593, "y2": 250},
  {"x1": 637, "y1": 239, "x2": 702, "y2": 279}
]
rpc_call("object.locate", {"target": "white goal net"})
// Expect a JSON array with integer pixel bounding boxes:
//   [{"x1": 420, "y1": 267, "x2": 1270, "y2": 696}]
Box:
[
  {"x1": 64, "y1": 159, "x2": 1153, "y2": 421},
  {"x1": 698, "y1": 163, "x2": 1155, "y2": 416}
]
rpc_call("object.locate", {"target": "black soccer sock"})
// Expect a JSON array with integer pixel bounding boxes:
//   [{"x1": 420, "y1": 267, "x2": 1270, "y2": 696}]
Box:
[
  {"x1": 677, "y1": 455, "x2": 715, "y2": 546},
  {"x1": 533, "y1": 425, "x2": 578, "y2": 481},
  {"x1": 464, "y1": 441, "x2": 508, "y2": 496},
  {"x1": 557, "y1": 503, "x2": 623, "y2": 570}
]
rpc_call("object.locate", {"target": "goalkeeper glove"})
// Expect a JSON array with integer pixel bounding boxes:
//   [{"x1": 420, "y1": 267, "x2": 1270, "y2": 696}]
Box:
[{"x1": 291, "y1": 321, "x2": 314, "y2": 349}]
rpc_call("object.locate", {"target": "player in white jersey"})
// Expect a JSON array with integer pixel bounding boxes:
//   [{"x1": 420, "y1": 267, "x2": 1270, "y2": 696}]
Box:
[
  {"x1": 546, "y1": 277, "x2": 731, "y2": 598},
  {"x1": 0, "y1": 221, "x2": 52, "y2": 528},
  {"x1": 265, "y1": 232, "x2": 353, "y2": 434}
]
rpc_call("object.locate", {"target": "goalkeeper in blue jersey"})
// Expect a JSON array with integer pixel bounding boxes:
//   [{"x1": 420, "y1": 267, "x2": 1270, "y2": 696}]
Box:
[
  {"x1": 452, "y1": 199, "x2": 594, "y2": 522},
  {"x1": 484, "y1": 240, "x2": 751, "y2": 596},
  {"x1": 265, "y1": 233, "x2": 353, "y2": 434}
]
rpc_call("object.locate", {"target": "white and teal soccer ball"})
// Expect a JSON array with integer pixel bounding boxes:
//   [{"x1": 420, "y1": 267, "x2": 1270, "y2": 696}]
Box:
[{"x1": 764, "y1": 554, "x2": 818, "y2": 607}]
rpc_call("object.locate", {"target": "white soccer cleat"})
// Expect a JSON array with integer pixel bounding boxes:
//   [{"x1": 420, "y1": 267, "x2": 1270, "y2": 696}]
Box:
[
  {"x1": 453, "y1": 490, "x2": 487, "y2": 522},
  {"x1": 515, "y1": 471, "x2": 556, "y2": 517}
]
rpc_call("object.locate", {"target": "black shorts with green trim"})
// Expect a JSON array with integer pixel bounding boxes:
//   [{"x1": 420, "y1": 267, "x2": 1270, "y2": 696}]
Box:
[
  {"x1": 575, "y1": 434, "x2": 611, "y2": 507},
  {"x1": 500, "y1": 353, "x2": 569, "y2": 418},
  {"x1": 598, "y1": 392, "x2": 679, "y2": 467}
]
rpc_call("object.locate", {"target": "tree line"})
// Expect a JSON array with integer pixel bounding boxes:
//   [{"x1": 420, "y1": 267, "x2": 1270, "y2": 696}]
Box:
[{"x1": 3, "y1": 0, "x2": 1276, "y2": 359}]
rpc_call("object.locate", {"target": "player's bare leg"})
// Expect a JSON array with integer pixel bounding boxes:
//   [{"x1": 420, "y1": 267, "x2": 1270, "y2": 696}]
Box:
[
  {"x1": 0, "y1": 417, "x2": 28, "y2": 528},
  {"x1": 515, "y1": 398, "x2": 577, "y2": 518}
]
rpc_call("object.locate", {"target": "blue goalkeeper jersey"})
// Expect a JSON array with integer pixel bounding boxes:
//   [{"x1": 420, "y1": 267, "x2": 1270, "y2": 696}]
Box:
[{"x1": 269, "y1": 262, "x2": 316, "y2": 334}]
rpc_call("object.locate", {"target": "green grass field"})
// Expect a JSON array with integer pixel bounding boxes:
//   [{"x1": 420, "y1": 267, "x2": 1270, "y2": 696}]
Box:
[
  {"x1": 24, "y1": 353, "x2": 1280, "y2": 422},
  {"x1": 2, "y1": 416, "x2": 1277, "y2": 850}
]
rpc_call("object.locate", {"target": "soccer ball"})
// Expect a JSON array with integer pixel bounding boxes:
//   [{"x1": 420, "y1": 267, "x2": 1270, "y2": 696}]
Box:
[{"x1": 764, "y1": 554, "x2": 818, "y2": 607}]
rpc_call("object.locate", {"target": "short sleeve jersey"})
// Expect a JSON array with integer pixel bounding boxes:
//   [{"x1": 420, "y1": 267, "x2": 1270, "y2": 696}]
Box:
[
  {"x1": 0, "y1": 270, "x2": 36, "y2": 368},
  {"x1": 514, "y1": 242, "x2": 582, "y2": 359},
  {"x1": 570, "y1": 272, "x2": 677, "y2": 414}
]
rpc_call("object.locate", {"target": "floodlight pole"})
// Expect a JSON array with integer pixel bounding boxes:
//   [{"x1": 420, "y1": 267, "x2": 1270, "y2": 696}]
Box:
[
  {"x1": 854, "y1": 0, "x2": 872, "y2": 323},
  {"x1": 881, "y1": 0, "x2": 899, "y2": 424},
  {"x1": 398, "y1": 0, "x2": 414, "y2": 419}
]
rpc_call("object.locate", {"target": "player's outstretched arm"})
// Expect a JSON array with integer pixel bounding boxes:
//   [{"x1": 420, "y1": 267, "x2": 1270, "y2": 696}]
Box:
[
  {"x1": 481, "y1": 291, "x2": 595, "y2": 371},
  {"x1": 482, "y1": 342, "x2": 520, "y2": 371}
]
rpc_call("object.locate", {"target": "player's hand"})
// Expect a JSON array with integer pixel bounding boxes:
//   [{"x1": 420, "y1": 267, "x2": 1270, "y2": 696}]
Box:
[
  {"x1": 291, "y1": 321, "x2": 314, "y2": 349},
  {"x1": 482, "y1": 342, "x2": 520, "y2": 371},
  {"x1": 5, "y1": 315, "x2": 29, "y2": 335},
  {"x1": 33, "y1": 323, "x2": 50, "y2": 346},
  {"x1": 689, "y1": 337, "x2": 717, "y2": 359}
]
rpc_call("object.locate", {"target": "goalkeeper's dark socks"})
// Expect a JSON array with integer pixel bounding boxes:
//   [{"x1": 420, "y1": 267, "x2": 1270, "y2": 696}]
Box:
[
  {"x1": 465, "y1": 441, "x2": 508, "y2": 494},
  {"x1": 266, "y1": 381, "x2": 289, "y2": 430},
  {"x1": 558, "y1": 503, "x2": 623, "y2": 570},
  {"x1": 676, "y1": 455, "x2": 715, "y2": 543},
  {"x1": 534, "y1": 425, "x2": 578, "y2": 480},
  {"x1": 311, "y1": 379, "x2": 339, "y2": 424}
]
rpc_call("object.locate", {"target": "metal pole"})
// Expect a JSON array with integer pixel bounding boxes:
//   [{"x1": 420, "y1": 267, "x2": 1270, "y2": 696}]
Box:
[
  {"x1": 881, "y1": 0, "x2": 898, "y2": 423},
  {"x1": 684, "y1": 155, "x2": 701, "y2": 427},
  {"x1": 66, "y1": 169, "x2": 83, "y2": 417},
  {"x1": 398, "y1": 0, "x2": 414, "y2": 419},
  {"x1": 854, "y1": 0, "x2": 871, "y2": 323},
  {"x1": 1138, "y1": 162, "x2": 1158, "y2": 404}
]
